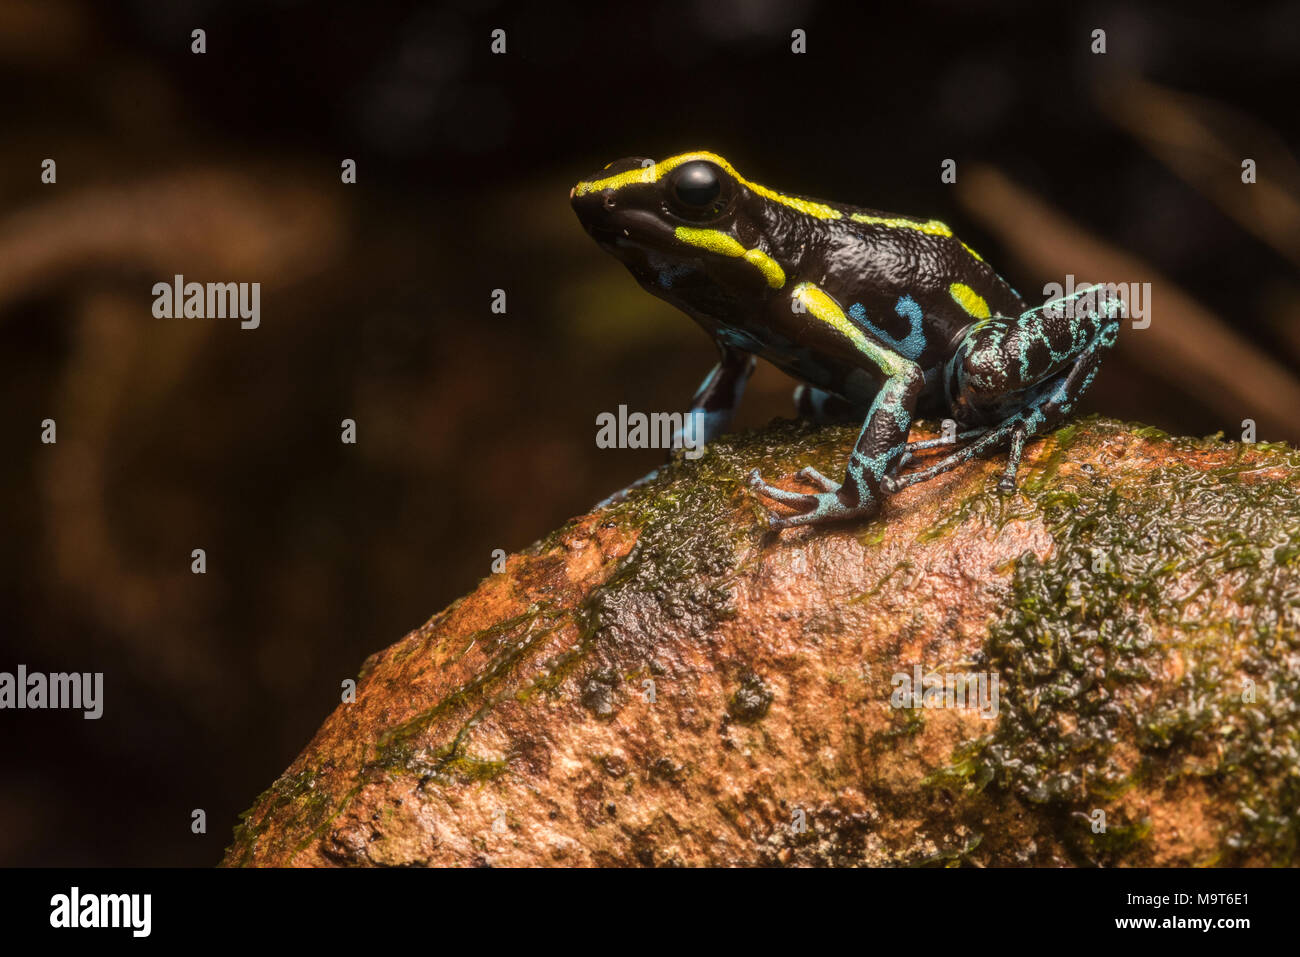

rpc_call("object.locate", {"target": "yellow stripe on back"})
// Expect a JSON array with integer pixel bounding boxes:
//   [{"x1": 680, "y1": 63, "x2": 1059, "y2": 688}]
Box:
[
  {"x1": 949, "y1": 282, "x2": 991, "y2": 319},
  {"x1": 849, "y1": 213, "x2": 989, "y2": 267},
  {"x1": 849, "y1": 213, "x2": 952, "y2": 236}
]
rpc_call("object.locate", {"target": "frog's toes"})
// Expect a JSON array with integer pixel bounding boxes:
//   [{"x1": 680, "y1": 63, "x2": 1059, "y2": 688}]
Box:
[
  {"x1": 881, "y1": 468, "x2": 914, "y2": 495},
  {"x1": 764, "y1": 497, "x2": 833, "y2": 529},
  {"x1": 996, "y1": 475, "x2": 1018, "y2": 494},
  {"x1": 880, "y1": 453, "x2": 913, "y2": 493},
  {"x1": 794, "y1": 466, "x2": 839, "y2": 491},
  {"x1": 745, "y1": 468, "x2": 819, "y2": 509},
  {"x1": 747, "y1": 469, "x2": 880, "y2": 529},
  {"x1": 765, "y1": 489, "x2": 879, "y2": 529}
]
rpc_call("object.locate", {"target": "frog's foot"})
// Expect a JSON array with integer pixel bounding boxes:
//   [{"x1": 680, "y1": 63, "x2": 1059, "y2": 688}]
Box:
[
  {"x1": 802, "y1": 458, "x2": 912, "y2": 490},
  {"x1": 883, "y1": 421, "x2": 1020, "y2": 496},
  {"x1": 745, "y1": 468, "x2": 879, "y2": 529},
  {"x1": 996, "y1": 421, "x2": 1029, "y2": 494},
  {"x1": 878, "y1": 430, "x2": 987, "y2": 493},
  {"x1": 885, "y1": 452, "x2": 912, "y2": 483}
]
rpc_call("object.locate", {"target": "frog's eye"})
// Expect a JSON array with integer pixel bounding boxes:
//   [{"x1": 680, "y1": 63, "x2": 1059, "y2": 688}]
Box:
[{"x1": 669, "y1": 161, "x2": 723, "y2": 215}]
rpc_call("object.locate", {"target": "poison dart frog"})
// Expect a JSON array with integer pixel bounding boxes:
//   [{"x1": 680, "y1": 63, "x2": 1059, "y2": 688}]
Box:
[{"x1": 570, "y1": 151, "x2": 1123, "y2": 529}]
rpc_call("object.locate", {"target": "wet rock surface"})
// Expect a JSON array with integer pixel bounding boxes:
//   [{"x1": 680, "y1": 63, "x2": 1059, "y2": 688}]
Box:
[{"x1": 223, "y1": 417, "x2": 1300, "y2": 867}]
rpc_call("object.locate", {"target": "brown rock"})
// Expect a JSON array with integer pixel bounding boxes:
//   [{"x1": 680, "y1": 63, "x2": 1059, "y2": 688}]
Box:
[{"x1": 222, "y1": 417, "x2": 1300, "y2": 867}]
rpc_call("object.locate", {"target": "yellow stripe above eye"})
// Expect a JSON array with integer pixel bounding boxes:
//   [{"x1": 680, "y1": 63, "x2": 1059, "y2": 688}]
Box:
[
  {"x1": 578, "y1": 153, "x2": 991, "y2": 269},
  {"x1": 575, "y1": 151, "x2": 843, "y2": 221},
  {"x1": 674, "y1": 227, "x2": 786, "y2": 288},
  {"x1": 949, "y1": 282, "x2": 991, "y2": 319}
]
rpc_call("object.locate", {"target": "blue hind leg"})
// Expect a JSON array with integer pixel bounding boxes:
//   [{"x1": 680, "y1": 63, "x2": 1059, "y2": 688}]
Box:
[{"x1": 884, "y1": 286, "x2": 1123, "y2": 495}]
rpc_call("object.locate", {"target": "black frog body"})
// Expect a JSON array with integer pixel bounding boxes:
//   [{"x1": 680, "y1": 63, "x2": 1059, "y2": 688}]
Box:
[{"x1": 571, "y1": 151, "x2": 1122, "y2": 528}]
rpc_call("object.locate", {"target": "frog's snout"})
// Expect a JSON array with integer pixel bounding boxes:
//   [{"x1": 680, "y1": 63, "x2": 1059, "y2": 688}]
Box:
[{"x1": 570, "y1": 182, "x2": 614, "y2": 235}]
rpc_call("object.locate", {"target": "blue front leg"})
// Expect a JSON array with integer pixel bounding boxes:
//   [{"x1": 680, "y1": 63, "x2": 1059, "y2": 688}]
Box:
[
  {"x1": 747, "y1": 282, "x2": 925, "y2": 529},
  {"x1": 595, "y1": 342, "x2": 756, "y2": 508},
  {"x1": 748, "y1": 365, "x2": 923, "y2": 528}
]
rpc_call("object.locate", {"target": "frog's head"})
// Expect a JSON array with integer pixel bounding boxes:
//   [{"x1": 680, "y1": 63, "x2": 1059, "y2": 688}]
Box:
[{"x1": 571, "y1": 151, "x2": 801, "y2": 299}]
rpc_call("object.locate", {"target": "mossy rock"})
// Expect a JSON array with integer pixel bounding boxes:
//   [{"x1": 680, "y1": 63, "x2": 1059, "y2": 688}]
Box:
[{"x1": 223, "y1": 416, "x2": 1300, "y2": 866}]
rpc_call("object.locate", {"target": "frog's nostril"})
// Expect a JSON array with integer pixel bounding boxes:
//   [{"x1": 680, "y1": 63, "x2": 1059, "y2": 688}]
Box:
[{"x1": 602, "y1": 193, "x2": 617, "y2": 211}]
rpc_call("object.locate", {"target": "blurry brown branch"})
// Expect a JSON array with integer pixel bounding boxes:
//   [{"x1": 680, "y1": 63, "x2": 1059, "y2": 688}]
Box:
[
  {"x1": 4, "y1": 170, "x2": 345, "y2": 694},
  {"x1": 0, "y1": 171, "x2": 343, "y2": 311},
  {"x1": 1098, "y1": 75, "x2": 1300, "y2": 270}
]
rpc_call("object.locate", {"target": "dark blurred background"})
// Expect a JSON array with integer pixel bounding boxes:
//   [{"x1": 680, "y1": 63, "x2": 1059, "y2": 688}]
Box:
[{"x1": 0, "y1": 0, "x2": 1297, "y2": 865}]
